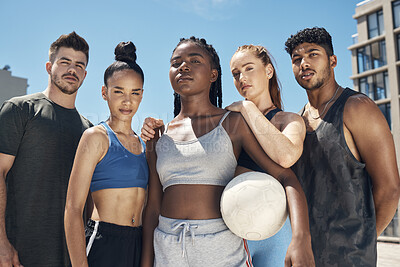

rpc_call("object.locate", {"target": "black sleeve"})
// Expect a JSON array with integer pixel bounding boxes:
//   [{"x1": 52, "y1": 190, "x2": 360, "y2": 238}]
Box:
[{"x1": 0, "y1": 101, "x2": 27, "y2": 156}]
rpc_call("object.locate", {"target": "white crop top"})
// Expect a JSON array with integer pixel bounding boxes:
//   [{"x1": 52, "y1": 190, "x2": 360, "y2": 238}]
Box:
[{"x1": 156, "y1": 111, "x2": 237, "y2": 191}]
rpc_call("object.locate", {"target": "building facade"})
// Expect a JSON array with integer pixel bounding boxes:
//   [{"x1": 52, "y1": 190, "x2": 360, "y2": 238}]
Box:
[
  {"x1": 349, "y1": 0, "x2": 400, "y2": 239},
  {"x1": 0, "y1": 68, "x2": 28, "y2": 105}
]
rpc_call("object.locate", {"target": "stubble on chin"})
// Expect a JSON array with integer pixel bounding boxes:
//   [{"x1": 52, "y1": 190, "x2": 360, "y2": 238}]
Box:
[{"x1": 51, "y1": 74, "x2": 80, "y2": 95}]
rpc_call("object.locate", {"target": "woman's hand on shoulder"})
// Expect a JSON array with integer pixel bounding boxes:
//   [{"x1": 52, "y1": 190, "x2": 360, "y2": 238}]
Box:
[
  {"x1": 225, "y1": 100, "x2": 256, "y2": 113},
  {"x1": 140, "y1": 117, "x2": 164, "y2": 142}
]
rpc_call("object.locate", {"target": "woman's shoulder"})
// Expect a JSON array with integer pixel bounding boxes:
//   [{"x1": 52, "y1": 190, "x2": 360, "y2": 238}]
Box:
[{"x1": 81, "y1": 124, "x2": 109, "y2": 145}]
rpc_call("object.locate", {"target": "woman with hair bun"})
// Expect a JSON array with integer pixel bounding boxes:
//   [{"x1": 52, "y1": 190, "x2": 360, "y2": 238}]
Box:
[{"x1": 64, "y1": 41, "x2": 148, "y2": 267}]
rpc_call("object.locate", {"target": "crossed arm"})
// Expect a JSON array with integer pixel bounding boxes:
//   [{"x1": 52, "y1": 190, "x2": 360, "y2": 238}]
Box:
[{"x1": 226, "y1": 100, "x2": 306, "y2": 168}]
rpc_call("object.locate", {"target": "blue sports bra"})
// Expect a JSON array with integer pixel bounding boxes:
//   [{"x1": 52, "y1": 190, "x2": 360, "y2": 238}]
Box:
[{"x1": 90, "y1": 122, "x2": 149, "y2": 192}]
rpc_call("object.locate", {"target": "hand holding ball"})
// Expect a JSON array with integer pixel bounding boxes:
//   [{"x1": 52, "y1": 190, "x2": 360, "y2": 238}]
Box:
[{"x1": 220, "y1": 172, "x2": 288, "y2": 240}]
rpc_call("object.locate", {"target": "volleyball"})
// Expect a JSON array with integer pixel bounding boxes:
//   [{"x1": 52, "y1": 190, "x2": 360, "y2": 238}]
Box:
[{"x1": 220, "y1": 172, "x2": 288, "y2": 240}]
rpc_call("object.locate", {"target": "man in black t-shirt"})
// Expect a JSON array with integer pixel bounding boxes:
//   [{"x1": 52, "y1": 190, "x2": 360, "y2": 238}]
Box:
[
  {"x1": 285, "y1": 27, "x2": 400, "y2": 266},
  {"x1": 0, "y1": 32, "x2": 92, "y2": 267}
]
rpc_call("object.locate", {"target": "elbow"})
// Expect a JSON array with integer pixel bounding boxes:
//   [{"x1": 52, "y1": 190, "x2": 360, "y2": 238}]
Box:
[
  {"x1": 278, "y1": 160, "x2": 294, "y2": 169},
  {"x1": 377, "y1": 178, "x2": 400, "y2": 203},
  {"x1": 392, "y1": 179, "x2": 400, "y2": 200},
  {"x1": 277, "y1": 155, "x2": 299, "y2": 169},
  {"x1": 64, "y1": 204, "x2": 83, "y2": 223}
]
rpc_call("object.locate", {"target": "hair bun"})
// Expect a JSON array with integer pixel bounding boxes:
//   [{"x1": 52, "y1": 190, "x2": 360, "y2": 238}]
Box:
[{"x1": 114, "y1": 41, "x2": 137, "y2": 63}]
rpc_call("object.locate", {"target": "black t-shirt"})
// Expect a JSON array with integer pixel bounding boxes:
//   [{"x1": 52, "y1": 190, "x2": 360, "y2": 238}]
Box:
[{"x1": 0, "y1": 92, "x2": 92, "y2": 267}]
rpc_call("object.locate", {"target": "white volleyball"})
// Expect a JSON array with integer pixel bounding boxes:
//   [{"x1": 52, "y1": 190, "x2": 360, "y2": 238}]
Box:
[{"x1": 220, "y1": 172, "x2": 288, "y2": 240}]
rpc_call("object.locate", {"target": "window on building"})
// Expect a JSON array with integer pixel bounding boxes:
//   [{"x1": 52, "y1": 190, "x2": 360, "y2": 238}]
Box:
[
  {"x1": 398, "y1": 66, "x2": 400, "y2": 95},
  {"x1": 368, "y1": 10, "x2": 384, "y2": 38},
  {"x1": 397, "y1": 34, "x2": 400, "y2": 60},
  {"x1": 357, "y1": 40, "x2": 387, "y2": 73},
  {"x1": 378, "y1": 102, "x2": 391, "y2": 129},
  {"x1": 393, "y1": 0, "x2": 400, "y2": 29},
  {"x1": 359, "y1": 71, "x2": 389, "y2": 101}
]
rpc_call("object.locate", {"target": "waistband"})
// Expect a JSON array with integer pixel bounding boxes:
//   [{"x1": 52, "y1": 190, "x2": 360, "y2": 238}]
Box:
[
  {"x1": 157, "y1": 215, "x2": 228, "y2": 235},
  {"x1": 157, "y1": 215, "x2": 228, "y2": 257},
  {"x1": 86, "y1": 219, "x2": 142, "y2": 237}
]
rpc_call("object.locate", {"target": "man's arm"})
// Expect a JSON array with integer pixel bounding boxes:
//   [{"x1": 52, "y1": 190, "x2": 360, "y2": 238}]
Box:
[
  {"x1": 0, "y1": 153, "x2": 22, "y2": 266},
  {"x1": 344, "y1": 94, "x2": 400, "y2": 236}
]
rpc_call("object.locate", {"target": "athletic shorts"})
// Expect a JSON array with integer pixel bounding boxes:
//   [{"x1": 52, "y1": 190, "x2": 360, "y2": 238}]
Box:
[
  {"x1": 154, "y1": 215, "x2": 253, "y2": 267},
  {"x1": 85, "y1": 219, "x2": 142, "y2": 267}
]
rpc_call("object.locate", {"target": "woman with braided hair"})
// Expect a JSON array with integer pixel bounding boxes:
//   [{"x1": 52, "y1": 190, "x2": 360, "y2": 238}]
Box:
[{"x1": 141, "y1": 37, "x2": 314, "y2": 267}]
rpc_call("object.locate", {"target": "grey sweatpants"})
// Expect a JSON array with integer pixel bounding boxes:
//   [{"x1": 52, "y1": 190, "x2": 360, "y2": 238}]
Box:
[{"x1": 154, "y1": 215, "x2": 252, "y2": 267}]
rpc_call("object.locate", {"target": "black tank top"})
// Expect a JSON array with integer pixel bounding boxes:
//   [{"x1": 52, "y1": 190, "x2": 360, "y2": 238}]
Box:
[
  {"x1": 291, "y1": 88, "x2": 377, "y2": 267},
  {"x1": 237, "y1": 108, "x2": 282, "y2": 172}
]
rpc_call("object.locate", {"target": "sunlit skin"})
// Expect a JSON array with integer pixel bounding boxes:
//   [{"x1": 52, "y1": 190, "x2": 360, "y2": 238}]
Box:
[
  {"x1": 290, "y1": 42, "x2": 400, "y2": 239},
  {"x1": 64, "y1": 69, "x2": 145, "y2": 267},
  {"x1": 291, "y1": 42, "x2": 335, "y2": 92},
  {"x1": 226, "y1": 50, "x2": 306, "y2": 169},
  {"x1": 45, "y1": 47, "x2": 87, "y2": 98},
  {"x1": 141, "y1": 42, "x2": 314, "y2": 267},
  {"x1": 230, "y1": 51, "x2": 272, "y2": 106}
]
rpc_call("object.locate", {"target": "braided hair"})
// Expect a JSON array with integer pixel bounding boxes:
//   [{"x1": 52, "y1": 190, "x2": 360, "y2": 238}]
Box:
[{"x1": 172, "y1": 36, "x2": 222, "y2": 117}]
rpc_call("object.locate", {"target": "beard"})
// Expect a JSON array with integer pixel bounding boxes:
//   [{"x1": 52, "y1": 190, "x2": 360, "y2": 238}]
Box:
[
  {"x1": 51, "y1": 73, "x2": 81, "y2": 95},
  {"x1": 297, "y1": 63, "x2": 331, "y2": 91}
]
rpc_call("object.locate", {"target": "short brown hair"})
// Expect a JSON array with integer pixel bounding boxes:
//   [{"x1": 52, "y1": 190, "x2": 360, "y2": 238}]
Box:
[{"x1": 49, "y1": 31, "x2": 89, "y2": 65}]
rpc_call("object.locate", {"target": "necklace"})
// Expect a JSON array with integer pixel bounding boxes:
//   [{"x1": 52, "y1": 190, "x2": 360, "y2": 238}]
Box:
[{"x1": 308, "y1": 85, "x2": 340, "y2": 120}]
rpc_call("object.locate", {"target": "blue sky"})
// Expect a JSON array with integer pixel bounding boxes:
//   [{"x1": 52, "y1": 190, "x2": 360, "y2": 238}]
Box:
[{"x1": 0, "y1": 0, "x2": 360, "y2": 131}]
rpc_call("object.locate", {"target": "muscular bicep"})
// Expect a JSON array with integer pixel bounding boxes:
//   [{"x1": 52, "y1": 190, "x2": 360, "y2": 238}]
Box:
[
  {"x1": 344, "y1": 96, "x2": 399, "y2": 188},
  {"x1": 0, "y1": 153, "x2": 15, "y2": 180}
]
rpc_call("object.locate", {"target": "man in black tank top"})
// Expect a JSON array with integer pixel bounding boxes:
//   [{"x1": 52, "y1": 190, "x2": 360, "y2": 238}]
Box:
[{"x1": 285, "y1": 27, "x2": 400, "y2": 266}]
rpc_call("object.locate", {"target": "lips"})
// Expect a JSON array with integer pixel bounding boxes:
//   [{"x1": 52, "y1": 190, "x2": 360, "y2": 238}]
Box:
[
  {"x1": 63, "y1": 74, "x2": 78, "y2": 82},
  {"x1": 177, "y1": 75, "x2": 193, "y2": 83},
  {"x1": 300, "y1": 70, "x2": 314, "y2": 80},
  {"x1": 241, "y1": 84, "x2": 251, "y2": 91},
  {"x1": 119, "y1": 109, "x2": 132, "y2": 115}
]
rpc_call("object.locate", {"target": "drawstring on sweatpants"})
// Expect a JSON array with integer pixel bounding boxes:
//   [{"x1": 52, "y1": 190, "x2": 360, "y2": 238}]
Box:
[{"x1": 172, "y1": 221, "x2": 198, "y2": 257}]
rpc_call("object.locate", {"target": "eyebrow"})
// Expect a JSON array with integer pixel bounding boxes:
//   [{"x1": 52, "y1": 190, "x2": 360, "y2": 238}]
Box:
[
  {"x1": 170, "y1": 53, "x2": 205, "y2": 62},
  {"x1": 231, "y1": 62, "x2": 254, "y2": 72},
  {"x1": 292, "y1": 48, "x2": 321, "y2": 58},
  {"x1": 113, "y1": 86, "x2": 142, "y2": 91},
  {"x1": 59, "y1": 57, "x2": 86, "y2": 67}
]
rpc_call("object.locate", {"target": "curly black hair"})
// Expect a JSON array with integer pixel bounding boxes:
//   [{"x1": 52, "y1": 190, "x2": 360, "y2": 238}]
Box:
[
  {"x1": 172, "y1": 36, "x2": 222, "y2": 117},
  {"x1": 284, "y1": 27, "x2": 334, "y2": 57}
]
